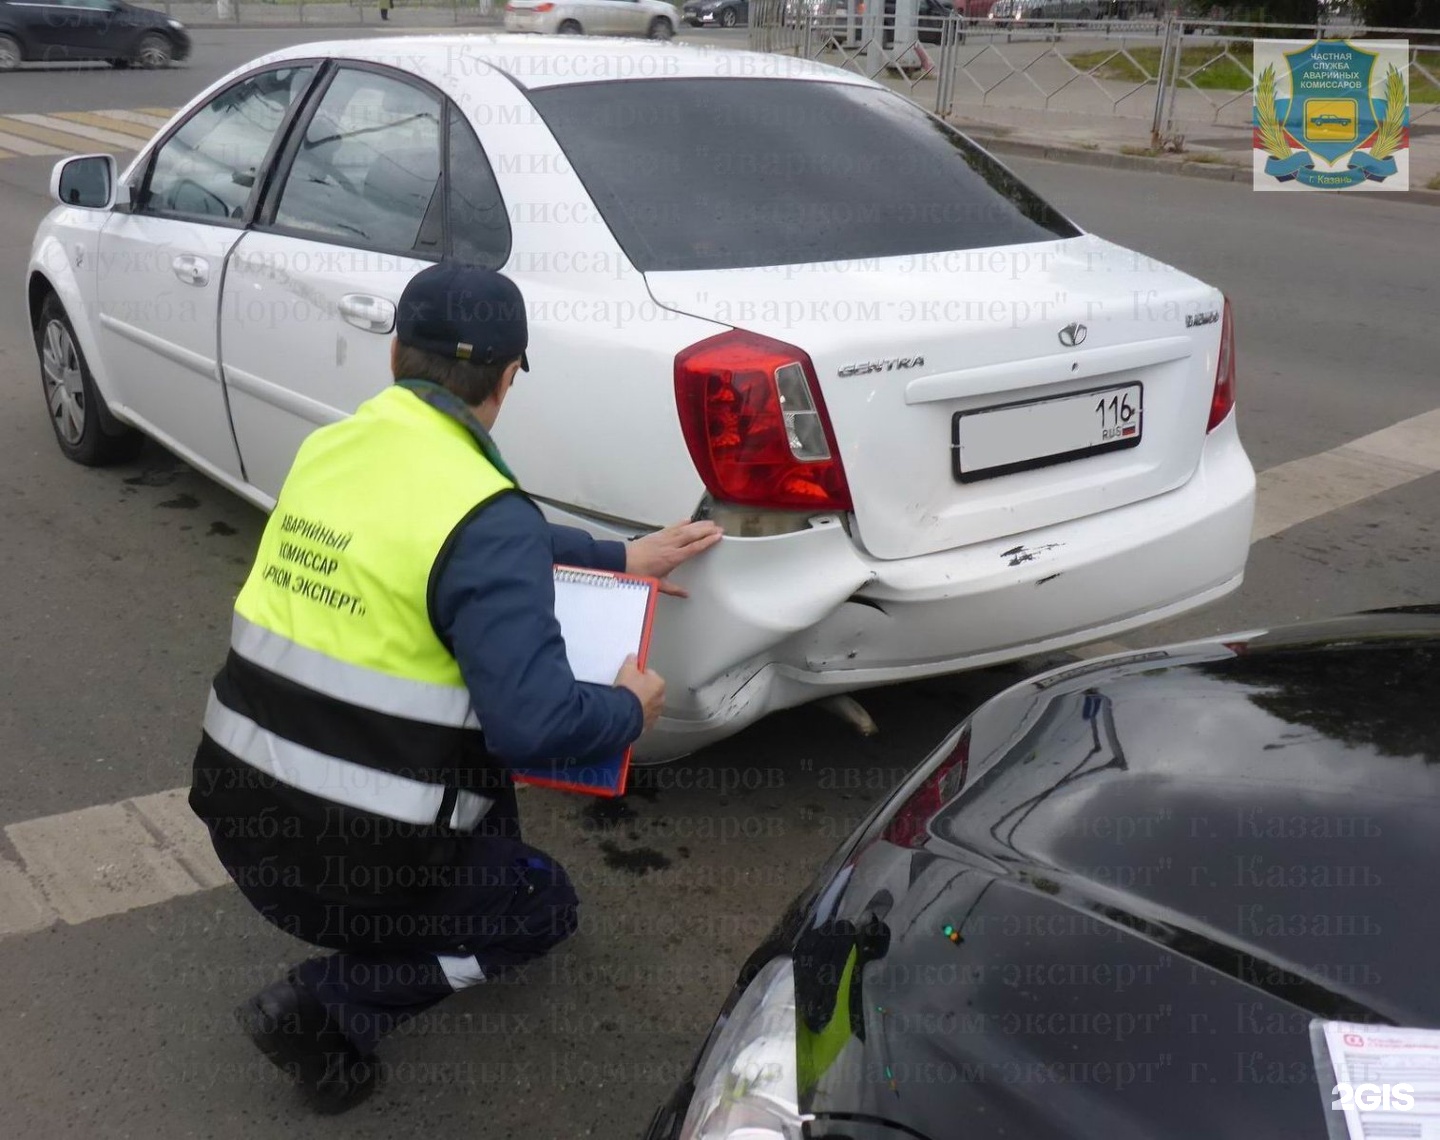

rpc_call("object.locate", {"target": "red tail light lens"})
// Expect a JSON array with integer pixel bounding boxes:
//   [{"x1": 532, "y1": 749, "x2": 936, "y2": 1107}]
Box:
[
  {"x1": 1206, "y1": 297, "x2": 1236, "y2": 433},
  {"x1": 881, "y1": 728, "x2": 970, "y2": 849},
  {"x1": 535, "y1": 3, "x2": 556, "y2": 9},
  {"x1": 674, "y1": 330, "x2": 852, "y2": 512}
]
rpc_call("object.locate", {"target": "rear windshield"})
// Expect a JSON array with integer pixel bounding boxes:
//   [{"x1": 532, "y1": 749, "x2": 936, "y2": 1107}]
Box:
[{"x1": 523, "y1": 78, "x2": 1079, "y2": 272}]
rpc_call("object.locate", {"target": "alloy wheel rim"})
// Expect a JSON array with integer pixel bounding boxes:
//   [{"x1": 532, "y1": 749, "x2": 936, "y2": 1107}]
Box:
[
  {"x1": 0, "y1": 39, "x2": 18, "y2": 69},
  {"x1": 42, "y1": 320, "x2": 86, "y2": 445},
  {"x1": 139, "y1": 40, "x2": 168, "y2": 67}
]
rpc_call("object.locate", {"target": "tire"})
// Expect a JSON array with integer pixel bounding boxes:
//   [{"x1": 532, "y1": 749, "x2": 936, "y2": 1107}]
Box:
[
  {"x1": 0, "y1": 33, "x2": 21, "y2": 71},
  {"x1": 133, "y1": 31, "x2": 172, "y2": 69},
  {"x1": 35, "y1": 295, "x2": 143, "y2": 467},
  {"x1": 557, "y1": 18, "x2": 583, "y2": 33},
  {"x1": 647, "y1": 16, "x2": 674, "y2": 37},
  {"x1": 720, "y1": 5, "x2": 738, "y2": 25}
]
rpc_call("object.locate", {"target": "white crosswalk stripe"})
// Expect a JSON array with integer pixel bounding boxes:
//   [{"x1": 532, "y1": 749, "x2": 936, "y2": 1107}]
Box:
[{"x1": 6, "y1": 112, "x2": 147, "y2": 152}]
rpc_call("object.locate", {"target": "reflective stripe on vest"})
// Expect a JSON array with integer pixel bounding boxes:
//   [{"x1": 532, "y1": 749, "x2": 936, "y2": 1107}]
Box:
[
  {"x1": 230, "y1": 613, "x2": 480, "y2": 729},
  {"x1": 204, "y1": 691, "x2": 493, "y2": 831}
]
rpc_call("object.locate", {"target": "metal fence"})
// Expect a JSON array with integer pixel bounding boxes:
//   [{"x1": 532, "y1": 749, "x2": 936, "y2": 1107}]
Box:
[
  {"x1": 1152, "y1": 18, "x2": 1438, "y2": 145},
  {"x1": 159, "y1": 0, "x2": 500, "y2": 26},
  {"x1": 749, "y1": 7, "x2": 1439, "y2": 148}
]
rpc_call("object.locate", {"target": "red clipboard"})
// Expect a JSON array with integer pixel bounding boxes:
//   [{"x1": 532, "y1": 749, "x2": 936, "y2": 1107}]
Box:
[{"x1": 511, "y1": 564, "x2": 660, "y2": 798}]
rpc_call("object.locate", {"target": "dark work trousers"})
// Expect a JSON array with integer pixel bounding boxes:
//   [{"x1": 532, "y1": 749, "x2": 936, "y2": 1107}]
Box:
[{"x1": 222, "y1": 784, "x2": 578, "y2": 1057}]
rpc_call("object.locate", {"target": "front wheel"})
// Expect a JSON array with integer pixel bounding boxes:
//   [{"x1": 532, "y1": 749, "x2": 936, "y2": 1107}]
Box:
[
  {"x1": 647, "y1": 16, "x2": 674, "y2": 37},
  {"x1": 35, "y1": 295, "x2": 143, "y2": 467},
  {"x1": 557, "y1": 18, "x2": 584, "y2": 32},
  {"x1": 0, "y1": 33, "x2": 21, "y2": 71},
  {"x1": 134, "y1": 31, "x2": 172, "y2": 68},
  {"x1": 720, "y1": 5, "x2": 738, "y2": 25}
]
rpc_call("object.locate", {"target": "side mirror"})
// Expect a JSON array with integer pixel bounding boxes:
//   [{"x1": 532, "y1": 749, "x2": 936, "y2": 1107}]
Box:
[{"x1": 50, "y1": 154, "x2": 126, "y2": 211}]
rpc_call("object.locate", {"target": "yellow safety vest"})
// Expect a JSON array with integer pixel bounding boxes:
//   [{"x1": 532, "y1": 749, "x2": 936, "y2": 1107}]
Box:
[{"x1": 201, "y1": 385, "x2": 515, "y2": 835}]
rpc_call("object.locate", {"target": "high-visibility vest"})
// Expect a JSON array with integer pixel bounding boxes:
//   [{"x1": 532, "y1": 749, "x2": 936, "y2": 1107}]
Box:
[{"x1": 191, "y1": 386, "x2": 516, "y2": 904}]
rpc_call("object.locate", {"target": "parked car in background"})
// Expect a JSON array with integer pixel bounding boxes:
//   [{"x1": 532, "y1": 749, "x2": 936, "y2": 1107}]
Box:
[
  {"x1": 28, "y1": 37, "x2": 1253, "y2": 762},
  {"x1": 682, "y1": 0, "x2": 748, "y2": 26},
  {"x1": 0, "y1": 0, "x2": 189, "y2": 70},
  {"x1": 503, "y1": 0, "x2": 677, "y2": 37},
  {"x1": 648, "y1": 606, "x2": 1440, "y2": 1138},
  {"x1": 952, "y1": 0, "x2": 998, "y2": 15}
]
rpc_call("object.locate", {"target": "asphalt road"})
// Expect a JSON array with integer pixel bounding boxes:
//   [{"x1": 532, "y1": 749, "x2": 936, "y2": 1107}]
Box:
[{"x1": 0, "y1": 27, "x2": 1436, "y2": 1140}]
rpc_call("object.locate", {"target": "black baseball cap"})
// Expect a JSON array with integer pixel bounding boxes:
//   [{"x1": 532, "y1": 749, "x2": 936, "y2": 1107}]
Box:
[{"x1": 397, "y1": 262, "x2": 529, "y2": 372}]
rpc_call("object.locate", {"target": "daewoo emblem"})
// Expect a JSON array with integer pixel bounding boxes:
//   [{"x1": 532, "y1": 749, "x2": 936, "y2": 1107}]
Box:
[{"x1": 1058, "y1": 323, "x2": 1087, "y2": 348}]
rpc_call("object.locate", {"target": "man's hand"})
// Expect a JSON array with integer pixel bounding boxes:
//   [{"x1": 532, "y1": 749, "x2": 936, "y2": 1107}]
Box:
[
  {"x1": 625, "y1": 519, "x2": 724, "y2": 598},
  {"x1": 615, "y1": 654, "x2": 665, "y2": 733}
]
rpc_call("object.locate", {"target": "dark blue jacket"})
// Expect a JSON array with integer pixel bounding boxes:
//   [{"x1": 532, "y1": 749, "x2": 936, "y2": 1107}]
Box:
[{"x1": 430, "y1": 493, "x2": 644, "y2": 766}]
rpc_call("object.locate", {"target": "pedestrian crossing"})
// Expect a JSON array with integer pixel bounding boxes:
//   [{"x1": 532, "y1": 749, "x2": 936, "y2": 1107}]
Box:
[{"x1": 0, "y1": 107, "x2": 172, "y2": 160}]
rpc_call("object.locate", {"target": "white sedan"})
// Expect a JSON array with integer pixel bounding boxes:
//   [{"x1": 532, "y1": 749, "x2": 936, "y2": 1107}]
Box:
[
  {"x1": 503, "y1": 0, "x2": 678, "y2": 37},
  {"x1": 26, "y1": 36, "x2": 1255, "y2": 761}
]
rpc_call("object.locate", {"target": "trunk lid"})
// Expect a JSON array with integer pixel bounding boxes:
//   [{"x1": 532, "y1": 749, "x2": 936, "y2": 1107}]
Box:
[{"x1": 647, "y1": 234, "x2": 1226, "y2": 562}]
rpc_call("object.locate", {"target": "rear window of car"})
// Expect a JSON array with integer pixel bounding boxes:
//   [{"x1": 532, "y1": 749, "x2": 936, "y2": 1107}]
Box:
[{"x1": 523, "y1": 78, "x2": 1079, "y2": 272}]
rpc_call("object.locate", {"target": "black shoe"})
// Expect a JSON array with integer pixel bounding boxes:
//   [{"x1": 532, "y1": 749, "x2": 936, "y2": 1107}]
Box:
[{"x1": 236, "y1": 977, "x2": 379, "y2": 1114}]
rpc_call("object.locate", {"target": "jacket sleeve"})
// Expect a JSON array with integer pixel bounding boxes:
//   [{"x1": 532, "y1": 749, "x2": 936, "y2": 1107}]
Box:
[
  {"x1": 549, "y1": 522, "x2": 627, "y2": 573},
  {"x1": 431, "y1": 493, "x2": 644, "y2": 765}
]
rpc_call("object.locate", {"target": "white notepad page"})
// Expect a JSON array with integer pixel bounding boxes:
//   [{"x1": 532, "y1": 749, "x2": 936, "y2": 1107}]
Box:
[{"x1": 552, "y1": 568, "x2": 652, "y2": 686}]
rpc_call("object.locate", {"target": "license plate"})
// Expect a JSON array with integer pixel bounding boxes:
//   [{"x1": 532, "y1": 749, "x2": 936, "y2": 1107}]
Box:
[{"x1": 952, "y1": 382, "x2": 1143, "y2": 483}]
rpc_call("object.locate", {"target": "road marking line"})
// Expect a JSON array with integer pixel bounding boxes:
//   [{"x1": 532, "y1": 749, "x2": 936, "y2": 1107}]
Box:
[
  {"x1": 52, "y1": 110, "x2": 159, "y2": 141},
  {"x1": 0, "y1": 129, "x2": 68, "y2": 157},
  {"x1": 0, "y1": 116, "x2": 110, "y2": 153},
  {"x1": 0, "y1": 858, "x2": 56, "y2": 938},
  {"x1": 5, "y1": 797, "x2": 214, "y2": 927},
  {"x1": 0, "y1": 412, "x2": 1435, "y2": 941},
  {"x1": 100, "y1": 108, "x2": 174, "y2": 130},
  {"x1": 129, "y1": 787, "x2": 230, "y2": 890},
  {"x1": 7, "y1": 113, "x2": 144, "y2": 151},
  {"x1": 1252, "y1": 407, "x2": 1440, "y2": 542}
]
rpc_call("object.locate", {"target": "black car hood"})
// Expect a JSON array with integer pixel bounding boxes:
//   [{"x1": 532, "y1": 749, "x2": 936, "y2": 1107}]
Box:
[{"x1": 794, "y1": 611, "x2": 1440, "y2": 1140}]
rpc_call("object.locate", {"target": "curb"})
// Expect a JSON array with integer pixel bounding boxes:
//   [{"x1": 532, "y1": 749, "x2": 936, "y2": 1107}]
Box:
[{"x1": 967, "y1": 132, "x2": 1440, "y2": 206}]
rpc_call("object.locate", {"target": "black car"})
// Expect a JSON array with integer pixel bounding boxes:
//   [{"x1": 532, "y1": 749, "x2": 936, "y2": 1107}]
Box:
[
  {"x1": 0, "y1": 0, "x2": 190, "y2": 70},
  {"x1": 682, "y1": 0, "x2": 748, "y2": 26},
  {"x1": 648, "y1": 607, "x2": 1440, "y2": 1139}
]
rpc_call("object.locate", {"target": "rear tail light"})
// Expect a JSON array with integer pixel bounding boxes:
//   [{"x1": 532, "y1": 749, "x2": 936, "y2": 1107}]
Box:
[
  {"x1": 881, "y1": 728, "x2": 970, "y2": 849},
  {"x1": 674, "y1": 330, "x2": 853, "y2": 512},
  {"x1": 1206, "y1": 297, "x2": 1236, "y2": 433},
  {"x1": 535, "y1": 2, "x2": 556, "y2": 9}
]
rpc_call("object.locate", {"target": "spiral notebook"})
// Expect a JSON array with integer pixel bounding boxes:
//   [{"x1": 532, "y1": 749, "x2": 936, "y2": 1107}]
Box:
[{"x1": 511, "y1": 565, "x2": 659, "y2": 797}]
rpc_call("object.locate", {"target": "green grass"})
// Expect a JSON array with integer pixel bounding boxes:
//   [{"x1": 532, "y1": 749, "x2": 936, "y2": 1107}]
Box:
[
  {"x1": 1428, "y1": 173, "x2": 1440, "y2": 191},
  {"x1": 1068, "y1": 43, "x2": 1440, "y2": 102}
]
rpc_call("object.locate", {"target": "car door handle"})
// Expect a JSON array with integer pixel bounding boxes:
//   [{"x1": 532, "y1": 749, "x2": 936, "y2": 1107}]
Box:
[
  {"x1": 338, "y1": 294, "x2": 396, "y2": 334},
  {"x1": 172, "y1": 254, "x2": 209, "y2": 287}
]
